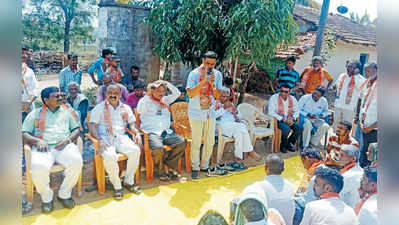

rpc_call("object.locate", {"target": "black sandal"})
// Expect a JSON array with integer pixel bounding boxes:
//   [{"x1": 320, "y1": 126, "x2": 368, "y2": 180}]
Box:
[
  {"x1": 159, "y1": 174, "x2": 170, "y2": 181},
  {"x1": 123, "y1": 183, "x2": 142, "y2": 194},
  {"x1": 113, "y1": 189, "x2": 124, "y2": 200}
]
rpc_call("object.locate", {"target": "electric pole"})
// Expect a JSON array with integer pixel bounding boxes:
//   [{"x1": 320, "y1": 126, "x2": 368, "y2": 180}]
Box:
[{"x1": 313, "y1": 0, "x2": 331, "y2": 57}]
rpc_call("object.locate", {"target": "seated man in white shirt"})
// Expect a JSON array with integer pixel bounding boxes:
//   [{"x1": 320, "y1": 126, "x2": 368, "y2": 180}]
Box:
[
  {"x1": 136, "y1": 80, "x2": 186, "y2": 181},
  {"x1": 215, "y1": 88, "x2": 260, "y2": 171},
  {"x1": 356, "y1": 166, "x2": 377, "y2": 225},
  {"x1": 89, "y1": 84, "x2": 142, "y2": 200},
  {"x1": 297, "y1": 86, "x2": 329, "y2": 149},
  {"x1": 268, "y1": 84, "x2": 301, "y2": 153},
  {"x1": 337, "y1": 144, "x2": 364, "y2": 208},
  {"x1": 247, "y1": 154, "x2": 295, "y2": 225},
  {"x1": 300, "y1": 166, "x2": 359, "y2": 225}
]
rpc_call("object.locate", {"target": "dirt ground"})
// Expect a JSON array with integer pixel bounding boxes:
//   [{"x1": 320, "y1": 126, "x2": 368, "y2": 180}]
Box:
[{"x1": 23, "y1": 75, "x2": 302, "y2": 216}]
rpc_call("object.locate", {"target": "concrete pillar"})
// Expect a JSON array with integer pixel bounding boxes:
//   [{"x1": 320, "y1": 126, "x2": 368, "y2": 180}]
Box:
[{"x1": 98, "y1": 0, "x2": 160, "y2": 83}]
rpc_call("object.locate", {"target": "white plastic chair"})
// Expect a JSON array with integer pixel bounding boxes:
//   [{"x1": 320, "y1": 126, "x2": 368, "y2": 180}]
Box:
[
  {"x1": 215, "y1": 122, "x2": 235, "y2": 164},
  {"x1": 237, "y1": 103, "x2": 275, "y2": 148}
]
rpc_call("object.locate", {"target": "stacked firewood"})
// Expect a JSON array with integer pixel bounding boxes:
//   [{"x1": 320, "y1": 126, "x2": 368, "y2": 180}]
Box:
[{"x1": 32, "y1": 51, "x2": 65, "y2": 75}]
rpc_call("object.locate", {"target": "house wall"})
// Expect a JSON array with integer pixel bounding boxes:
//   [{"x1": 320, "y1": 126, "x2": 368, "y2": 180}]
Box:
[{"x1": 294, "y1": 39, "x2": 377, "y2": 81}]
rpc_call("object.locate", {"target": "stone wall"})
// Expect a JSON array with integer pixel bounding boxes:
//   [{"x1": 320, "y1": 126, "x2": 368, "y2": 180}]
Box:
[{"x1": 97, "y1": 0, "x2": 160, "y2": 83}]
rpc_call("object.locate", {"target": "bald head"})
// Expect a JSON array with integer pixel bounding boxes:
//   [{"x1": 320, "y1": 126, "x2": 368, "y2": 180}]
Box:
[{"x1": 265, "y1": 153, "x2": 284, "y2": 175}]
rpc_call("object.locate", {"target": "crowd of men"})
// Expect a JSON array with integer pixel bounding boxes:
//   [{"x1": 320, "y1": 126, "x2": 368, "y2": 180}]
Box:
[{"x1": 21, "y1": 46, "x2": 377, "y2": 225}]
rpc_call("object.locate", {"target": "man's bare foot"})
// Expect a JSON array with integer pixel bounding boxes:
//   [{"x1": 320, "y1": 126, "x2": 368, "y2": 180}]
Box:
[{"x1": 248, "y1": 151, "x2": 262, "y2": 161}]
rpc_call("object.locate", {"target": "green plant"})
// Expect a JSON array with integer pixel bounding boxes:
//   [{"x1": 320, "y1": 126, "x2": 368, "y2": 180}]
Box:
[{"x1": 82, "y1": 86, "x2": 98, "y2": 107}]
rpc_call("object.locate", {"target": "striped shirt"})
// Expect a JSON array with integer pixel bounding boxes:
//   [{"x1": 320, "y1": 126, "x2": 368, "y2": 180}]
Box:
[
  {"x1": 326, "y1": 134, "x2": 359, "y2": 165},
  {"x1": 59, "y1": 65, "x2": 82, "y2": 93},
  {"x1": 276, "y1": 67, "x2": 300, "y2": 89}
]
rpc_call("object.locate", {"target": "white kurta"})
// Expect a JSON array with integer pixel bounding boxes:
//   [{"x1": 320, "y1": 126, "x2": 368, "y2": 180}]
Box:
[
  {"x1": 358, "y1": 194, "x2": 377, "y2": 225},
  {"x1": 216, "y1": 107, "x2": 253, "y2": 159},
  {"x1": 300, "y1": 197, "x2": 359, "y2": 225},
  {"x1": 334, "y1": 73, "x2": 366, "y2": 111},
  {"x1": 340, "y1": 163, "x2": 364, "y2": 208}
]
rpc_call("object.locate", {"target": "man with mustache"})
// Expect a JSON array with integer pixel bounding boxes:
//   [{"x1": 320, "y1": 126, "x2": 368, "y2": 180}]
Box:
[
  {"x1": 89, "y1": 84, "x2": 142, "y2": 200},
  {"x1": 356, "y1": 166, "x2": 377, "y2": 225},
  {"x1": 96, "y1": 74, "x2": 129, "y2": 104},
  {"x1": 136, "y1": 80, "x2": 186, "y2": 181},
  {"x1": 299, "y1": 56, "x2": 333, "y2": 95},
  {"x1": 22, "y1": 87, "x2": 83, "y2": 213}
]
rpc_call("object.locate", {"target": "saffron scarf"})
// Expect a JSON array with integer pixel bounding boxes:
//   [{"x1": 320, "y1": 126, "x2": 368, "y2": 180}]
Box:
[
  {"x1": 362, "y1": 80, "x2": 377, "y2": 115},
  {"x1": 61, "y1": 104, "x2": 81, "y2": 127},
  {"x1": 340, "y1": 162, "x2": 356, "y2": 174},
  {"x1": 104, "y1": 100, "x2": 129, "y2": 144},
  {"x1": 198, "y1": 66, "x2": 214, "y2": 109},
  {"x1": 34, "y1": 104, "x2": 47, "y2": 139},
  {"x1": 301, "y1": 67, "x2": 325, "y2": 88},
  {"x1": 307, "y1": 160, "x2": 324, "y2": 182},
  {"x1": 277, "y1": 95, "x2": 293, "y2": 118},
  {"x1": 321, "y1": 192, "x2": 340, "y2": 199},
  {"x1": 337, "y1": 74, "x2": 356, "y2": 104},
  {"x1": 354, "y1": 193, "x2": 376, "y2": 215}
]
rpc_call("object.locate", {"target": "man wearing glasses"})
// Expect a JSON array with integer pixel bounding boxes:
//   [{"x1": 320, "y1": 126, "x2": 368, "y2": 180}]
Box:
[{"x1": 268, "y1": 84, "x2": 301, "y2": 153}]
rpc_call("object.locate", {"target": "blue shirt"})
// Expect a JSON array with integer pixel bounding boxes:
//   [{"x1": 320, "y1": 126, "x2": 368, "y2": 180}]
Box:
[
  {"x1": 186, "y1": 68, "x2": 223, "y2": 121},
  {"x1": 87, "y1": 58, "x2": 121, "y2": 82},
  {"x1": 59, "y1": 66, "x2": 82, "y2": 93},
  {"x1": 276, "y1": 66, "x2": 299, "y2": 89}
]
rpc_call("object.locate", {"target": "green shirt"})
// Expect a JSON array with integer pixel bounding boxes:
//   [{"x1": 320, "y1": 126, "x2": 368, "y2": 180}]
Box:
[{"x1": 22, "y1": 106, "x2": 80, "y2": 145}]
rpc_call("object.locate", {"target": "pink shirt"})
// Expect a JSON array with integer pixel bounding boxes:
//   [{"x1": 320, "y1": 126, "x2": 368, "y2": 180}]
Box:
[{"x1": 126, "y1": 92, "x2": 144, "y2": 110}]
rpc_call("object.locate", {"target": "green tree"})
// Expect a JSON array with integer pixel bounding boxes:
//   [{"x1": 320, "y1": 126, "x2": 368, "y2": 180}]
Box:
[
  {"x1": 145, "y1": 0, "x2": 298, "y2": 101},
  {"x1": 294, "y1": 0, "x2": 321, "y2": 9},
  {"x1": 350, "y1": 10, "x2": 374, "y2": 26},
  {"x1": 22, "y1": 0, "x2": 97, "y2": 53}
]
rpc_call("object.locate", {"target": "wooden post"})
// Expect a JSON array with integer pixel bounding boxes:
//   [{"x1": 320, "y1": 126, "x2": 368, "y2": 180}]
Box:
[{"x1": 313, "y1": 0, "x2": 331, "y2": 57}]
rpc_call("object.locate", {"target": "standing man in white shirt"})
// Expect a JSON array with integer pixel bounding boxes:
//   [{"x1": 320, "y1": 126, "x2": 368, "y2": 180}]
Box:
[
  {"x1": 89, "y1": 84, "x2": 142, "y2": 200},
  {"x1": 332, "y1": 60, "x2": 366, "y2": 130},
  {"x1": 337, "y1": 144, "x2": 364, "y2": 208},
  {"x1": 136, "y1": 80, "x2": 186, "y2": 181},
  {"x1": 297, "y1": 86, "x2": 329, "y2": 149},
  {"x1": 300, "y1": 167, "x2": 359, "y2": 225},
  {"x1": 186, "y1": 51, "x2": 223, "y2": 179},
  {"x1": 268, "y1": 84, "x2": 301, "y2": 153},
  {"x1": 358, "y1": 63, "x2": 377, "y2": 168},
  {"x1": 21, "y1": 47, "x2": 39, "y2": 122},
  {"x1": 247, "y1": 154, "x2": 295, "y2": 225},
  {"x1": 355, "y1": 166, "x2": 377, "y2": 225}
]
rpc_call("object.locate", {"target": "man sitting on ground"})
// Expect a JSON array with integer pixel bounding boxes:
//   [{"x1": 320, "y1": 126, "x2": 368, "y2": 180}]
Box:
[
  {"x1": 298, "y1": 86, "x2": 329, "y2": 149},
  {"x1": 96, "y1": 74, "x2": 129, "y2": 104},
  {"x1": 325, "y1": 120, "x2": 359, "y2": 169},
  {"x1": 136, "y1": 80, "x2": 186, "y2": 181},
  {"x1": 89, "y1": 84, "x2": 142, "y2": 200},
  {"x1": 22, "y1": 87, "x2": 83, "y2": 213},
  {"x1": 268, "y1": 84, "x2": 301, "y2": 153},
  {"x1": 66, "y1": 82, "x2": 89, "y2": 129},
  {"x1": 300, "y1": 167, "x2": 359, "y2": 225},
  {"x1": 337, "y1": 144, "x2": 364, "y2": 208},
  {"x1": 215, "y1": 88, "x2": 260, "y2": 171},
  {"x1": 356, "y1": 166, "x2": 377, "y2": 225},
  {"x1": 126, "y1": 81, "x2": 146, "y2": 110},
  {"x1": 245, "y1": 154, "x2": 294, "y2": 225}
]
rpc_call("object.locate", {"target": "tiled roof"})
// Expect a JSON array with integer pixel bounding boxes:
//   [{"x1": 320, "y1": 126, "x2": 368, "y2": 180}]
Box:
[{"x1": 293, "y1": 4, "x2": 376, "y2": 46}]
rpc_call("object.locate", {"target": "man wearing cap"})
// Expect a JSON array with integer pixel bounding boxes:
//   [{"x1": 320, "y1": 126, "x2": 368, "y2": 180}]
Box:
[
  {"x1": 186, "y1": 51, "x2": 224, "y2": 179},
  {"x1": 88, "y1": 48, "x2": 121, "y2": 85},
  {"x1": 297, "y1": 86, "x2": 329, "y2": 149},
  {"x1": 22, "y1": 87, "x2": 83, "y2": 213},
  {"x1": 59, "y1": 53, "x2": 83, "y2": 94},
  {"x1": 136, "y1": 80, "x2": 186, "y2": 181}
]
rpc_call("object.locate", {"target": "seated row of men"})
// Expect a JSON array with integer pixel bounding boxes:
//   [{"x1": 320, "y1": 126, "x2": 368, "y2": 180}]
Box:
[{"x1": 230, "y1": 145, "x2": 377, "y2": 225}]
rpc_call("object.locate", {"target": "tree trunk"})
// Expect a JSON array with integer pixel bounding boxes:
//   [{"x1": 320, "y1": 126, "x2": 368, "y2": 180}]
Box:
[
  {"x1": 237, "y1": 62, "x2": 256, "y2": 104},
  {"x1": 64, "y1": 18, "x2": 72, "y2": 54}
]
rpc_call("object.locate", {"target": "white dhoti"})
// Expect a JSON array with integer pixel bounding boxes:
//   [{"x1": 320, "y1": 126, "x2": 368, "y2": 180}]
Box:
[
  {"x1": 30, "y1": 143, "x2": 83, "y2": 203},
  {"x1": 101, "y1": 134, "x2": 140, "y2": 190},
  {"x1": 222, "y1": 122, "x2": 253, "y2": 160},
  {"x1": 302, "y1": 118, "x2": 329, "y2": 147}
]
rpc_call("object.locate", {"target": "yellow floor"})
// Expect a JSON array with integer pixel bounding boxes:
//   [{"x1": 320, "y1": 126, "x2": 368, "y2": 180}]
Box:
[{"x1": 23, "y1": 156, "x2": 305, "y2": 225}]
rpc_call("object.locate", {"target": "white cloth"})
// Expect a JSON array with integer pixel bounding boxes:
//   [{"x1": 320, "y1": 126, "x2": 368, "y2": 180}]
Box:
[
  {"x1": 30, "y1": 143, "x2": 83, "y2": 203},
  {"x1": 334, "y1": 73, "x2": 366, "y2": 111},
  {"x1": 21, "y1": 66, "x2": 39, "y2": 102},
  {"x1": 90, "y1": 101, "x2": 135, "y2": 142},
  {"x1": 302, "y1": 118, "x2": 329, "y2": 148},
  {"x1": 300, "y1": 197, "x2": 359, "y2": 225},
  {"x1": 136, "y1": 82, "x2": 180, "y2": 135},
  {"x1": 101, "y1": 134, "x2": 140, "y2": 189},
  {"x1": 216, "y1": 108, "x2": 253, "y2": 159},
  {"x1": 298, "y1": 94, "x2": 329, "y2": 118},
  {"x1": 247, "y1": 175, "x2": 295, "y2": 225},
  {"x1": 358, "y1": 194, "x2": 377, "y2": 225},
  {"x1": 268, "y1": 94, "x2": 299, "y2": 121},
  {"x1": 360, "y1": 84, "x2": 377, "y2": 127},
  {"x1": 340, "y1": 163, "x2": 364, "y2": 208}
]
